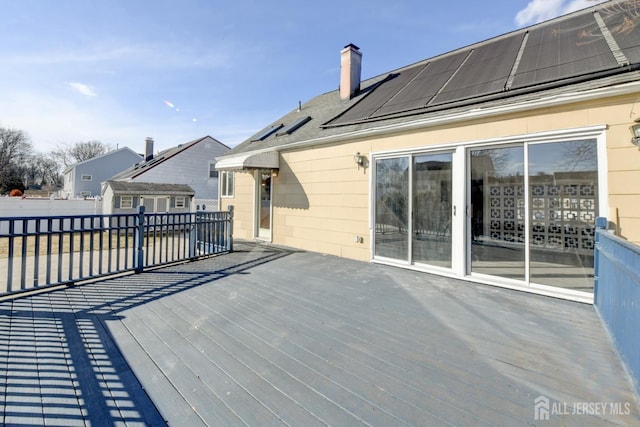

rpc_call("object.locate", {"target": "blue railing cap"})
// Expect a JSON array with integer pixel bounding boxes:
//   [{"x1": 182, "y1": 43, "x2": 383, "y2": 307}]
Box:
[{"x1": 595, "y1": 217, "x2": 608, "y2": 229}]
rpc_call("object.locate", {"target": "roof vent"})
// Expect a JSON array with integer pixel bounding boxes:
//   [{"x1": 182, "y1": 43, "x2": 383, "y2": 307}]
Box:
[{"x1": 340, "y1": 43, "x2": 362, "y2": 100}]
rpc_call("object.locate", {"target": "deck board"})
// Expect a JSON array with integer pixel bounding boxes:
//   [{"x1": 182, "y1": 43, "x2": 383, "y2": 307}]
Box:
[{"x1": 1, "y1": 242, "x2": 639, "y2": 426}]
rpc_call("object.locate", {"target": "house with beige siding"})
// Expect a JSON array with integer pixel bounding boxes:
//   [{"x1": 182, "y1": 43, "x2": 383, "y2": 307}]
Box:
[{"x1": 216, "y1": 0, "x2": 640, "y2": 302}]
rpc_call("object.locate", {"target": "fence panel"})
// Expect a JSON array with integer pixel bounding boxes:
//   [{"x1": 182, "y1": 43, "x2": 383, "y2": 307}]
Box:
[
  {"x1": 594, "y1": 217, "x2": 640, "y2": 398},
  {"x1": 0, "y1": 207, "x2": 233, "y2": 297}
]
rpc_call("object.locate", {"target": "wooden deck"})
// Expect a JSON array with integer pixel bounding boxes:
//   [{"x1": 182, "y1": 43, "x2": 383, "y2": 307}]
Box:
[{"x1": 1, "y1": 242, "x2": 638, "y2": 426}]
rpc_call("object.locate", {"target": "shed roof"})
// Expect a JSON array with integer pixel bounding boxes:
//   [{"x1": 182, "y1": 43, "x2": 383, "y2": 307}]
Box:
[
  {"x1": 105, "y1": 181, "x2": 195, "y2": 196},
  {"x1": 222, "y1": 0, "x2": 640, "y2": 159}
]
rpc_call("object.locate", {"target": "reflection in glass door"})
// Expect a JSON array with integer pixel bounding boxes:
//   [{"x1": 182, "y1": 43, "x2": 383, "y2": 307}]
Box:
[
  {"x1": 469, "y1": 139, "x2": 598, "y2": 293},
  {"x1": 257, "y1": 170, "x2": 272, "y2": 239},
  {"x1": 528, "y1": 140, "x2": 598, "y2": 292},
  {"x1": 413, "y1": 154, "x2": 452, "y2": 268},
  {"x1": 373, "y1": 153, "x2": 453, "y2": 269},
  {"x1": 374, "y1": 157, "x2": 409, "y2": 260},
  {"x1": 470, "y1": 147, "x2": 526, "y2": 280}
]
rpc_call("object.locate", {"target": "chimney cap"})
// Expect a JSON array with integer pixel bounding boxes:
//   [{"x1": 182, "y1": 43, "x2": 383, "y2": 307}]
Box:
[{"x1": 343, "y1": 43, "x2": 360, "y2": 51}]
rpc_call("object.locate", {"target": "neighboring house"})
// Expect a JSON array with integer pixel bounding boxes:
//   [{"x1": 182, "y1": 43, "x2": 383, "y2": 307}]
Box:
[
  {"x1": 61, "y1": 147, "x2": 142, "y2": 198},
  {"x1": 102, "y1": 181, "x2": 194, "y2": 215},
  {"x1": 107, "y1": 136, "x2": 230, "y2": 208},
  {"x1": 216, "y1": 0, "x2": 640, "y2": 303}
]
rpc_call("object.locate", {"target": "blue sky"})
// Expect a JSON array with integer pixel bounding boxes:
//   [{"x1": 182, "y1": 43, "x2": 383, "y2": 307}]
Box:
[{"x1": 0, "y1": 0, "x2": 606, "y2": 153}]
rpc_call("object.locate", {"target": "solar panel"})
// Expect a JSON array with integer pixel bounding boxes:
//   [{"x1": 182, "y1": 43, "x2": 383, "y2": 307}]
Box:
[
  {"x1": 430, "y1": 34, "x2": 525, "y2": 105},
  {"x1": 510, "y1": 13, "x2": 618, "y2": 89},
  {"x1": 601, "y1": 6, "x2": 640, "y2": 64},
  {"x1": 327, "y1": 70, "x2": 419, "y2": 126},
  {"x1": 349, "y1": 66, "x2": 426, "y2": 120},
  {"x1": 371, "y1": 50, "x2": 469, "y2": 117},
  {"x1": 276, "y1": 116, "x2": 312, "y2": 137}
]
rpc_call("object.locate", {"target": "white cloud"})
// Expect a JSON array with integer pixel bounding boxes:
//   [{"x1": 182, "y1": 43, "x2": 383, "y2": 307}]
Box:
[
  {"x1": 68, "y1": 82, "x2": 97, "y2": 97},
  {"x1": 515, "y1": 0, "x2": 607, "y2": 27}
]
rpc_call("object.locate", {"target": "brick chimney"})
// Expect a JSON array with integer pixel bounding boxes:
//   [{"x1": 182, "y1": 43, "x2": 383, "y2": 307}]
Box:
[
  {"x1": 340, "y1": 43, "x2": 362, "y2": 100},
  {"x1": 145, "y1": 137, "x2": 154, "y2": 161}
]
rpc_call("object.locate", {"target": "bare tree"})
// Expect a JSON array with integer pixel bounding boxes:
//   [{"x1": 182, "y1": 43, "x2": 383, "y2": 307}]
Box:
[
  {"x1": 0, "y1": 127, "x2": 33, "y2": 194},
  {"x1": 559, "y1": 140, "x2": 598, "y2": 172},
  {"x1": 22, "y1": 153, "x2": 61, "y2": 187},
  {"x1": 0, "y1": 127, "x2": 32, "y2": 166},
  {"x1": 51, "y1": 140, "x2": 114, "y2": 168}
]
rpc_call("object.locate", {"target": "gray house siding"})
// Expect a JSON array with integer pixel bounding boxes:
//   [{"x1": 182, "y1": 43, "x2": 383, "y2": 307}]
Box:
[
  {"x1": 130, "y1": 137, "x2": 228, "y2": 200},
  {"x1": 62, "y1": 148, "x2": 142, "y2": 198}
]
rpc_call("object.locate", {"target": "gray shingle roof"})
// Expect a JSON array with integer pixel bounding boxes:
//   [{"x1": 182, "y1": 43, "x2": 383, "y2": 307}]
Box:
[
  {"x1": 225, "y1": 0, "x2": 640, "y2": 157},
  {"x1": 111, "y1": 135, "x2": 228, "y2": 181},
  {"x1": 105, "y1": 181, "x2": 195, "y2": 195}
]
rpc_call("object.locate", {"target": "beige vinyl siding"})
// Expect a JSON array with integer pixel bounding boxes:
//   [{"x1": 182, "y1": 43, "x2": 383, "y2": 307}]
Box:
[
  {"x1": 274, "y1": 143, "x2": 371, "y2": 261},
  {"x1": 220, "y1": 171, "x2": 254, "y2": 240},
  {"x1": 223, "y1": 92, "x2": 640, "y2": 257}
]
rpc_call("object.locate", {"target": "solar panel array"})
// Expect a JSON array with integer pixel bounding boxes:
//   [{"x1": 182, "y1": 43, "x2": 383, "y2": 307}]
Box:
[{"x1": 326, "y1": 3, "x2": 640, "y2": 127}]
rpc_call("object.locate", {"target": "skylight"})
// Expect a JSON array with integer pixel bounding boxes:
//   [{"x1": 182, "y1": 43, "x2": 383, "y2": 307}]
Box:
[
  {"x1": 276, "y1": 116, "x2": 312, "y2": 137},
  {"x1": 252, "y1": 124, "x2": 284, "y2": 141}
]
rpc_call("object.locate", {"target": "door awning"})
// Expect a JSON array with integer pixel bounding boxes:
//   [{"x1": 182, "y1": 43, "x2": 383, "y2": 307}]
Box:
[{"x1": 215, "y1": 150, "x2": 279, "y2": 171}]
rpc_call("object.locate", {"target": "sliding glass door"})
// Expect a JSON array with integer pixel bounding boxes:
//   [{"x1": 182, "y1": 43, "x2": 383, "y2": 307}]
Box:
[
  {"x1": 470, "y1": 146, "x2": 525, "y2": 280},
  {"x1": 527, "y1": 140, "x2": 598, "y2": 292},
  {"x1": 469, "y1": 139, "x2": 598, "y2": 292},
  {"x1": 374, "y1": 153, "x2": 453, "y2": 269},
  {"x1": 373, "y1": 135, "x2": 600, "y2": 296},
  {"x1": 374, "y1": 157, "x2": 409, "y2": 260},
  {"x1": 413, "y1": 154, "x2": 453, "y2": 268}
]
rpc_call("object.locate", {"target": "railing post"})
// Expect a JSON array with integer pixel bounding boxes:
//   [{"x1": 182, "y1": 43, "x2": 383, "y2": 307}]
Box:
[
  {"x1": 594, "y1": 216, "x2": 608, "y2": 303},
  {"x1": 135, "y1": 206, "x2": 146, "y2": 273},
  {"x1": 228, "y1": 205, "x2": 234, "y2": 252},
  {"x1": 189, "y1": 212, "x2": 197, "y2": 259}
]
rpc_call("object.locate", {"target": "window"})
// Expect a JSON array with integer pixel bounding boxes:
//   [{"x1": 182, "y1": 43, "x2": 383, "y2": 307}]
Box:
[
  {"x1": 80, "y1": 191, "x2": 92, "y2": 197},
  {"x1": 221, "y1": 171, "x2": 234, "y2": 197},
  {"x1": 81, "y1": 174, "x2": 92, "y2": 181},
  {"x1": 251, "y1": 124, "x2": 283, "y2": 141},
  {"x1": 120, "y1": 196, "x2": 133, "y2": 209},
  {"x1": 209, "y1": 162, "x2": 219, "y2": 178},
  {"x1": 276, "y1": 116, "x2": 312, "y2": 137},
  {"x1": 175, "y1": 196, "x2": 186, "y2": 208}
]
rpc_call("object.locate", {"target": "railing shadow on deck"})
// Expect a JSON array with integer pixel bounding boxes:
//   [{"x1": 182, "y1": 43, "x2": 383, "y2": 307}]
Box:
[{"x1": 0, "y1": 242, "x2": 293, "y2": 426}]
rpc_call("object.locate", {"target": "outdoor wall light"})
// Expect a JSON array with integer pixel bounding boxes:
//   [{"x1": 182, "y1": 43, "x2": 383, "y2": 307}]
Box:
[
  {"x1": 271, "y1": 169, "x2": 279, "y2": 177},
  {"x1": 354, "y1": 152, "x2": 365, "y2": 169},
  {"x1": 631, "y1": 121, "x2": 640, "y2": 147}
]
